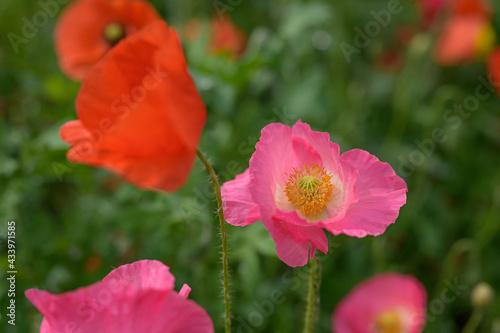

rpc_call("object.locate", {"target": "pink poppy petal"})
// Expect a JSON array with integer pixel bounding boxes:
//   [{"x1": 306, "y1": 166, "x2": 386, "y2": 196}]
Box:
[
  {"x1": 26, "y1": 286, "x2": 214, "y2": 333},
  {"x1": 291, "y1": 135, "x2": 322, "y2": 167},
  {"x1": 272, "y1": 209, "x2": 328, "y2": 255},
  {"x1": 261, "y1": 217, "x2": 310, "y2": 267},
  {"x1": 324, "y1": 149, "x2": 407, "y2": 237},
  {"x1": 250, "y1": 122, "x2": 295, "y2": 195},
  {"x1": 137, "y1": 292, "x2": 214, "y2": 333},
  {"x1": 292, "y1": 121, "x2": 343, "y2": 176},
  {"x1": 179, "y1": 284, "x2": 191, "y2": 298},
  {"x1": 221, "y1": 169, "x2": 261, "y2": 226},
  {"x1": 103, "y1": 259, "x2": 175, "y2": 292}
]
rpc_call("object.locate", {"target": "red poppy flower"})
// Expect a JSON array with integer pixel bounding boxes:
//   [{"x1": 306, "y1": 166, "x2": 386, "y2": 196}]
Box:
[
  {"x1": 182, "y1": 16, "x2": 247, "y2": 59},
  {"x1": 59, "y1": 21, "x2": 207, "y2": 192},
  {"x1": 209, "y1": 16, "x2": 247, "y2": 58},
  {"x1": 434, "y1": 15, "x2": 495, "y2": 65},
  {"x1": 434, "y1": 0, "x2": 495, "y2": 65},
  {"x1": 55, "y1": 0, "x2": 162, "y2": 81}
]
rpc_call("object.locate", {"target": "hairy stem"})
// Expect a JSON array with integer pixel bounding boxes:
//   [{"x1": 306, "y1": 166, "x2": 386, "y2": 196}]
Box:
[
  {"x1": 197, "y1": 149, "x2": 231, "y2": 333},
  {"x1": 303, "y1": 257, "x2": 321, "y2": 333}
]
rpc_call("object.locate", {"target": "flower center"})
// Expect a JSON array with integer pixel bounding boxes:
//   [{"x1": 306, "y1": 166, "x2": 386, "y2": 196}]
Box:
[
  {"x1": 104, "y1": 22, "x2": 126, "y2": 46},
  {"x1": 284, "y1": 164, "x2": 333, "y2": 217},
  {"x1": 372, "y1": 310, "x2": 404, "y2": 333}
]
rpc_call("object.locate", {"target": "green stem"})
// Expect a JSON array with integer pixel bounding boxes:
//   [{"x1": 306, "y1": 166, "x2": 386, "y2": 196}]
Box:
[
  {"x1": 196, "y1": 149, "x2": 231, "y2": 333},
  {"x1": 462, "y1": 308, "x2": 484, "y2": 333},
  {"x1": 303, "y1": 257, "x2": 321, "y2": 333}
]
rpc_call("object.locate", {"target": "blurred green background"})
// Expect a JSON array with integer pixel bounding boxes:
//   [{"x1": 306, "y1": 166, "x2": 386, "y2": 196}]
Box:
[{"x1": 1, "y1": 0, "x2": 500, "y2": 332}]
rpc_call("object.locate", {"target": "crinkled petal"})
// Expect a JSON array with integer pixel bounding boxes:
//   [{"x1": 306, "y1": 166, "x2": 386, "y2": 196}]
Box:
[
  {"x1": 261, "y1": 217, "x2": 311, "y2": 267},
  {"x1": 221, "y1": 169, "x2": 261, "y2": 226},
  {"x1": 292, "y1": 121, "x2": 343, "y2": 176},
  {"x1": 272, "y1": 210, "x2": 329, "y2": 254},
  {"x1": 324, "y1": 149, "x2": 407, "y2": 237}
]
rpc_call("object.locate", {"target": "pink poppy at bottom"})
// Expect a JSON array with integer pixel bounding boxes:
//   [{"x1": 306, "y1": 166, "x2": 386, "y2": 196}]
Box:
[
  {"x1": 221, "y1": 121, "x2": 407, "y2": 267},
  {"x1": 333, "y1": 273, "x2": 427, "y2": 333},
  {"x1": 25, "y1": 260, "x2": 213, "y2": 333}
]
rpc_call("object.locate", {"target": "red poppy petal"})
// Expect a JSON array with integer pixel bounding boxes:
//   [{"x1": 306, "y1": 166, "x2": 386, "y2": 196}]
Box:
[
  {"x1": 59, "y1": 120, "x2": 93, "y2": 144},
  {"x1": 451, "y1": 0, "x2": 491, "y2": 18}
]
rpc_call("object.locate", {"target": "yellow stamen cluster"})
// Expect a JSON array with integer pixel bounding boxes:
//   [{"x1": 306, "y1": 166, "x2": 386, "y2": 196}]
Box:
[
  {"x1": 284, "y1": 164, "x2": 333, "y2": 217},
  {"x1": 372, "y1": 311, "x2": 404, "y2": 333},
  {"x1": 104, "y1": 22, "x2": 126, "y2": 46}
]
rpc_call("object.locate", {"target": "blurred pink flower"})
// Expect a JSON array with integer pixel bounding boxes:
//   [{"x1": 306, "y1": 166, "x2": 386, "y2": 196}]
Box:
[
  {"x1": 25, "y1": 260, "x2": 213, "y2": 333},
  {"x1": 333, "y1": 273, "x2": 427, "y2": 333},
  {"x1": 221, "y1": 121, "x2": 407, "y2": 267}
]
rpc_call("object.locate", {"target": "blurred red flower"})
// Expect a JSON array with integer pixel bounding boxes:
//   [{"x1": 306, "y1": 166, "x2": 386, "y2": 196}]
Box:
[
  {"x1": 84, "y1": 254, "x2": 103, "y2": 273},
  {"x1": 183, "y1": 16, "x2": 247, "y2": 59},
  {"x1": 434, "y1": 0, "x2": 495, "y2": 65},
  {"x1": 417, "y1": 0, "x2": 451, "y2": 28},
  {"x1": 487, "y1": 48, "x2": 500, "y2": 96},
  {"x1": 451, "y1": 0, "x2": 492, "y2": 17},
  {"x1": 60, "y1": 21, "x2": 207, "y2": 192},
  {"x1": 55, "y1": 0, "x2": 161, "y2": 81},
  {"x1": 210, "y1": 17, "x2": 247, "y2": 58}
]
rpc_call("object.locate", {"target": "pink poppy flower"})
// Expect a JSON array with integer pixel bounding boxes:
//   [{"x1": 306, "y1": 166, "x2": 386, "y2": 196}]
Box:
[
  {"x1": 221, "y1": 121, "x2": 407, "y2": 267},
  {"x1": 333, "y1": 273, "x2": 427, "y2": 333},
  {"x1": 25, "y1": 260, "x2": 214, "y2": 333}
]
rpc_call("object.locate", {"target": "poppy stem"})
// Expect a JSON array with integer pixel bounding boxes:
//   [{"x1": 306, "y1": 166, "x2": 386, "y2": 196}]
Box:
[
  {"x1": 196, "y1": 149, "x2": 231, "y2": 333},
  {"x1": 303, "y1": 257, "x2": 321, "y2": 333},
  {"x1": 461, "y1": 307, "x2": 484, "y2": 333}
]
